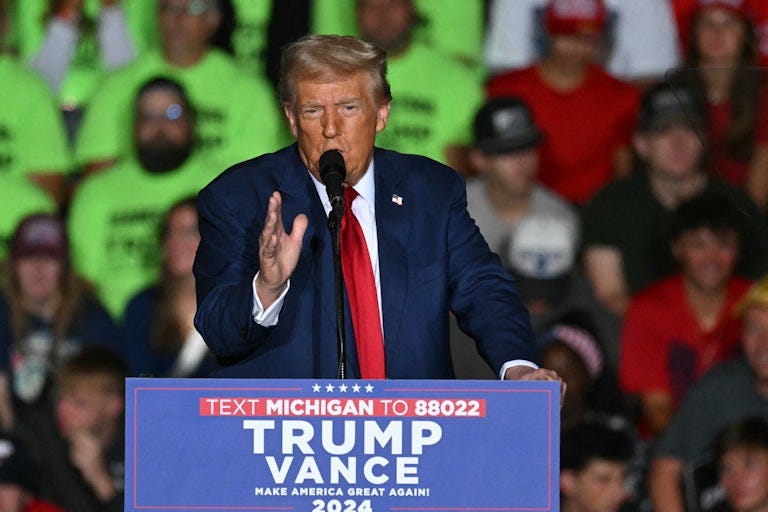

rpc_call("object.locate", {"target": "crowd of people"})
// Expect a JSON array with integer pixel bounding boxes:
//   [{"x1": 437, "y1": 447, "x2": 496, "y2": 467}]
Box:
[{"x1": 0, "y1": 0, "x2": 768, "y2": 510}]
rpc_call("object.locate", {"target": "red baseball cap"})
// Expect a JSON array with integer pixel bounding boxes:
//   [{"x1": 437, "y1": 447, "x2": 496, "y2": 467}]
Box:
[
  {"x1": 10, "y1": 214, "x2": 68, "y2": 260},
  {"x1": 694, "y1": 0, "x2": 751, "y2": 20},
  {"x1": 545, "y1": 0, "x2": 607, "y2": 36}
]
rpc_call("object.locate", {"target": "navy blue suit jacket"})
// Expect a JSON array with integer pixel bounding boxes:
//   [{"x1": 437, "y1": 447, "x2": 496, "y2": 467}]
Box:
[{"x1": 193, "y1": 144, "x2": 536, "y2": 379}]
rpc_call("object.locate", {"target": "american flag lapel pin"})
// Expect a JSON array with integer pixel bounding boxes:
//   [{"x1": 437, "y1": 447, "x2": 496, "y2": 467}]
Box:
[{"x1": 391, "y1": 194, "x2": 403, "y2": 206}]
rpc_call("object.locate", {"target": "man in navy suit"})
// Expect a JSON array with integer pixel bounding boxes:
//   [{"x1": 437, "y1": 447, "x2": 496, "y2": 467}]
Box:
[{"x1": 193, "y1": 34, "x2": 563, "y2": 386}]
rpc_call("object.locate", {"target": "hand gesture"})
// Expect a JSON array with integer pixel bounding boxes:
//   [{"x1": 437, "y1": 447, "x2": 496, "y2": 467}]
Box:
[{"x1": 256, "y1": 191, "x2": 308, "y2": 308}]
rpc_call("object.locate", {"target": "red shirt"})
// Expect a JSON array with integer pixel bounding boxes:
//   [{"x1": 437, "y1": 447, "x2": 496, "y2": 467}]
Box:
[
  {"x1": 619, "y1": 274, "x2": 751, "y2": 406},
  {"x1": 486, "y1": 64, "x2": 639, "y2": 204}
]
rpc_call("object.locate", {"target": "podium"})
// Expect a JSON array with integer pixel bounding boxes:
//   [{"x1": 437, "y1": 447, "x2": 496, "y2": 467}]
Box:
[{"x1": 125, "y1": 378, "x2": 559, "y2": 511}]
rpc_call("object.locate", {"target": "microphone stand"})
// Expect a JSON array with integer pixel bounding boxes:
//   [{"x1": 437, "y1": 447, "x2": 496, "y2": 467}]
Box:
[{"x1": 328, "y1": 206, "x2": 346, "y2": 379}]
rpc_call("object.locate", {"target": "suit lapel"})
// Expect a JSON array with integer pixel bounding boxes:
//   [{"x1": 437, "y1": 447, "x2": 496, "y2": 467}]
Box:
[
  {"x1": 373, "y1": 149, "x2": 411, "y2": 368},
  {"x1": 278, "y1": 147, "x2": 360, "y2": 377}
]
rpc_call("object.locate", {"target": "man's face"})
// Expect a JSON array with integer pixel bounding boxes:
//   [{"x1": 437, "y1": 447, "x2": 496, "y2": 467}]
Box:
[
  {"x1": 634, "y1": 125, "x2": 703, "y2": 179},
  {"x1": 475, "y1": 148, "x2": 538, "y2": 198},
  {"x1": 672, "y1": 227, "x2": 738, "y2": 293},
  {"x1": 55, "y1": 380, "x2": 122, "y2": 441},
  {"x1": 158, "y1": 0, "x2": 220, "y2": 58},
  {"x1": 283, "y1": 71, "x2": 390, "y2": 185},
  {"x1": 720, "y1": 447, "x2": 768, "y2": 512},
  {"x1": 135, "y1": 88, "x2": 194, "y2": 173},
  {"x1": 561, "y1": 461, "x2": 629, "y2": 512},
  {"x1": 742, "y1": 307, "x2": 768, "y2": 385},
  {"x1": 356, "y1": 0, "x2": 415, "y2": 53},
  {"x1": 549, "y1": 33, "x2": 602, "y2": 64}
]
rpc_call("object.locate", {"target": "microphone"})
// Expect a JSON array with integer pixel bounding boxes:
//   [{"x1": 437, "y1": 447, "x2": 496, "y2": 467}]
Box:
[{"x1": 319, "y1": 150, "x2": 346, "y2": 218}]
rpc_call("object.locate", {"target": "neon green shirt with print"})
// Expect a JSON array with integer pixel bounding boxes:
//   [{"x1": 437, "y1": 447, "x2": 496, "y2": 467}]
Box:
[
  {"x1": 14, "y1": 0, "x2": 157, "y2": 108},
  {"x1": 311, "y1": 0, "x2": 484, "y2": 66},
  {"x1": 67, "y1": 156, "x2": 219, "y2": 318},
  {"x1": 374, "y1": 42, "x2": 483, "y2": 164},
  {"x1": 75, "y1": 50, "x2": 287, "y2": 171},
  {"x1": 230, "y1": 0, "x2": 273, "y2": 77},
  {"x1": 0, "y1": 175, "x2": 56, "y2": 262},
  {"x1": 0, "y1": 56, "x2": 72, "y2": 178}
]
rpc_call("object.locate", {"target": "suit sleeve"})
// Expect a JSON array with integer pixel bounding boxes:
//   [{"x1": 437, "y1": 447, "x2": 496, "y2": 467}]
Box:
[
  {"x1": 446, "y1": 173, "x2": 538, "y2": 372},
  {"x1": 193, "y1": 185, "x2": 272, "y2": 361}
]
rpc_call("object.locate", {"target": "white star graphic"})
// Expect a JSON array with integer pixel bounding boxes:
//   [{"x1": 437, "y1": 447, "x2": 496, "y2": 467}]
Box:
[
  {"x1": 338, "y1": 384, "x2": 348, "y2": 393},
  {"x1": 325, "y1": 383, "x2": 335, "y2": 392},
  {"x1": 312, "y1": 383, "x2": 321, "y2": 392},
  {"x1": 352, "y1": 384, "x2": 361, "y2": 393},
  {"x1": 365, "y1": 384, "x2": 374, "y2": 393}
]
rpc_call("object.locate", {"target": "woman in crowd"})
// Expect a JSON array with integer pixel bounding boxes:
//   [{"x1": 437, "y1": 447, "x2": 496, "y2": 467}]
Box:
[
  {"x1": 123, "y1": 197, "x2": 215, "y2": 378},
  {"x1": 0, "y1": 213, "x2": 120, "y2": 427}
]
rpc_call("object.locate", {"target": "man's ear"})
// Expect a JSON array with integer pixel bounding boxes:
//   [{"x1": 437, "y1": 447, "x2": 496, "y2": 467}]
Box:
[
  {"x1": 375, "y1": 101, "x2": 391, "y2": 133},
  {"x1": 633, "y1": 133, "x2": 649, "y2": 160},
  {"x1": 468, "y1": 148, "x2": 489, "y2": 177},
  {"x1": 283, "y1": 103, "x2": 298, "y2": 138}
]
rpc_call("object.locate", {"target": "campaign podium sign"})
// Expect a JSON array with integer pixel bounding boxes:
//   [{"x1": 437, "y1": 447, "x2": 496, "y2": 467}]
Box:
[{"x1": 125, "y1": 378, "x2": 559, "y2": 511}]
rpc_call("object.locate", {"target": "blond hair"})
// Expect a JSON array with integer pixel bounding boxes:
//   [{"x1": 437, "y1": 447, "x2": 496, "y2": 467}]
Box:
[
  {"x1": 278, "y1": 34, "x2": 392, "y2": 107},
  {"x1": 735, "y1": 275, "x2": 768, "y2": 317}
]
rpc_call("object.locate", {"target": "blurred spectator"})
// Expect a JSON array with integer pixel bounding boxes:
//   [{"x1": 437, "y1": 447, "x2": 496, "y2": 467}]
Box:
[
  {"x1": 673, "y1": 0, "x2": 768, "y2": 66},
  {"x1": 583, "y1": 82, "x2": 768, "y2": 316},
  {"x1": 228, "y1": 0, "x2": 271, "y2": 77},
  {"x1": 0, "y1": 214, "x2": 119, "y2": 428},
  {"x1": 0, "y1": 1, "x2": 73, "y2": 206},
  {"x1": 0, "y1": 176, "x2": 55, "y2": 263},
  {"x1": 74, "y1": 0, "x2": 284, "y2": 175},
  {"x1": 560, "y1": 421, "x2": 635, "y2": 512},
  {"x1": 670, "y1": 0, "x2": 768, "y2": 208},
  {"x1": 465, "y1": 96, "x2": 577, "y2": 253},
  {"x1": 485, "y1": 0, "x2": 681, "y2": 86},
  {"x1": 123, "y1": 197, "x2": 216, "y2": 377},
  {"x1": 486, "y1": 0, "x2": 640, "y2": 205},
  {"x1": 537, "y1": 311, "x2": 627, "y2": 429},
  {"x1": 0, "y1": 431, "x2": 65, "y2": 511},
  {"x1": 310, "y1": 0, "x2": 484, "y2": 69},
  {"x1": 714, "y1": 417, "x2": 768, "y2": 512},
  {"x1": 619, "y1": 190, "x2": 751, "y2": 438},
  {"x1": 353, "y1": 0, "x2": 484, "y2": 169},
  {"x1": 16, "y1": 345, "x2": 126, "y2": 512},
  {"x1": 15, "y1": 0, "x2": 151, "y2": 139},
  {"x1": 68, "y1": 77, "x2": 218, "y2": 319},
  {"x1": 649, "y1": 275, "x2": 768, "y2": 512}
]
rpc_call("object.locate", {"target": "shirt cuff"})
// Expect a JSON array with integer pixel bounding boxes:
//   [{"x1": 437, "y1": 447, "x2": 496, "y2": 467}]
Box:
[
  {"x1": 251, "y1": 273, "x2": 290, "y2": 327},
  {"x1": 499, "y1": 360, "x2": 539, "y2": 380}
]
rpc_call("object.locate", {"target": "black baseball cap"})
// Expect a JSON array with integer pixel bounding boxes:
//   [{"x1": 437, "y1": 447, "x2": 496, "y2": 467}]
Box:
[
  {"x1": 473, "y1": 97, "x2": 544, "y2": 154},
  {"x1": 638, "y1": 83, "x2": 705, "y2": 134}
]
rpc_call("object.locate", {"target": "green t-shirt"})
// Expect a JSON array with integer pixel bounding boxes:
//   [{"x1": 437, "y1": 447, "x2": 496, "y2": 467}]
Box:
[
  {"x1": 230, "y1": 0, "x2": 273, "y2": 77},
  {"x1": 13, "y1": 0, "x2": 157, "y2": 108},
  {"x1": 0, "y1": 56, "x2": 72, "y2": 178},
  {"x1": 67, "y1": 155, "x2": 219, "y2": 318},
  {"x1": 0, "y1": 175, "x2": 57, "y2": 262},
  {"x1": 374, "y1": 41, "x2": 483, "y2": 164},
  {"x1": 75, "y1": 49, "x2": 288, "y2": 171},
  {"x1": 311, "y1": 0, "x2": 484, "y2": 66}
]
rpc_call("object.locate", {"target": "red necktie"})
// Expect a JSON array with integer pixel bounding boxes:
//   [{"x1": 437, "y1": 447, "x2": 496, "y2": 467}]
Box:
[{"x1": 341, "y1": 187, "x2": 386, "y2": 379}]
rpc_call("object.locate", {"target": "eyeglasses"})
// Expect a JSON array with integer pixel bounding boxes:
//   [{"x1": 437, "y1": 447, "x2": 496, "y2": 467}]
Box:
[
  {"x1": 138, "y1": 104, "x2": 186, "y2": 123},
  {"x1": 159, "y1": 0, "x2": 210, "y2": 17}
]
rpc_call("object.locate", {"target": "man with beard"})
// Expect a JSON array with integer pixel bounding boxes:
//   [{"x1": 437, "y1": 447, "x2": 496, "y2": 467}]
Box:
[{"x1": 67, "y1": 78, "x2": 218, "y2": 319}]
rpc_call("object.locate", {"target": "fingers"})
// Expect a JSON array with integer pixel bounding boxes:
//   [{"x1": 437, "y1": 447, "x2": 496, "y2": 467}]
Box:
[{"x1": 290, "y1": 214, "x2": 309, "y2": 243}]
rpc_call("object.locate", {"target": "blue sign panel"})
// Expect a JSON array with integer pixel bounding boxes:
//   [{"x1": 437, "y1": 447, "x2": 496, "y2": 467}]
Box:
[{"x1": 125, "y1": 379, "x2": 559, "y2": 511}]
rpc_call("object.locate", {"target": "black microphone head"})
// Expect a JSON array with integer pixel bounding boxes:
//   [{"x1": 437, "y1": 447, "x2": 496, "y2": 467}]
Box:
[{"x1": 319, "y1": 150, "x2": 346, "y2": 184}]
